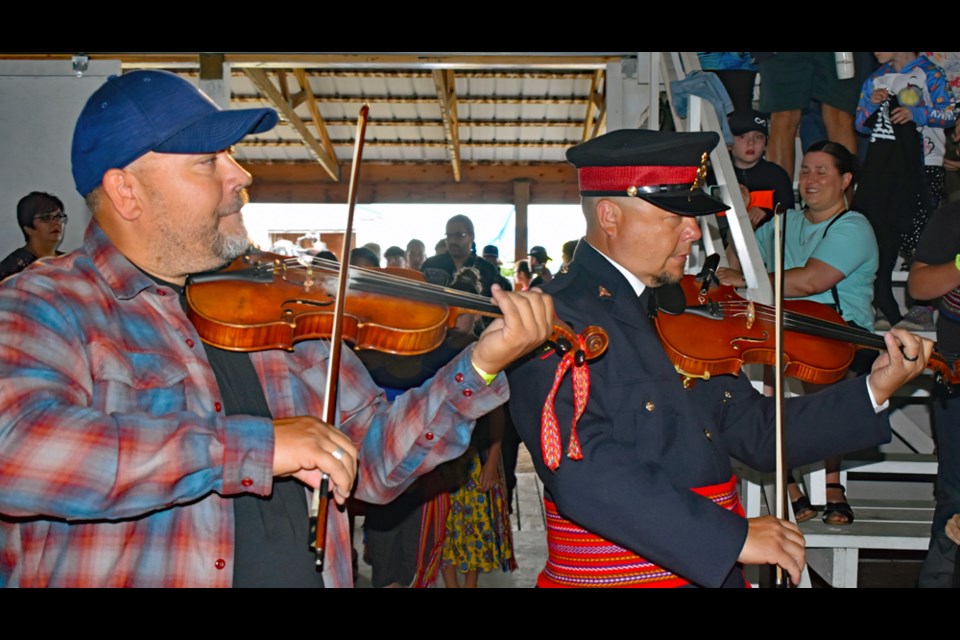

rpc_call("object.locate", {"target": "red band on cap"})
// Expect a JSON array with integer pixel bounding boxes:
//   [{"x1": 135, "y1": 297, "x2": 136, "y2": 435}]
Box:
[{"x1": 578, "y1": 165, "x2": 697, "y2": 192}]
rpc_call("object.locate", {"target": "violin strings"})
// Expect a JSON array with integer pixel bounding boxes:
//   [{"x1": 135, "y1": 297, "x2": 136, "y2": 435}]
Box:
[
  {"x1": 720, "y1": 302, "x2": 879, "y2": 344},
  {"x1": 272, "y1": 256, "x2": 501, "y2": 315},
  {"x1": 710, "y1": 301, "x2": 888, "y2": 350}
]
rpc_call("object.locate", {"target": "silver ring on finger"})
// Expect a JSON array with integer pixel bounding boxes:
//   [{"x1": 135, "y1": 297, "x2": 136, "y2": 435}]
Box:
[
  {"x1": 903, "y1": 352, "x2": 919, "y2": 362},
  {"x1": 332, "y1": 446, "x2": 345, "y2": 461}
]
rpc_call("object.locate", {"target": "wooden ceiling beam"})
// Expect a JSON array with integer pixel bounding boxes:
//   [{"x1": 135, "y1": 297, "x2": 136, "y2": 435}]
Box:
[
  {"x1": 233, "y1": 95, "x2": 591, "y2": 105},
  {"x1": 243, "y1": 68, "x2": 341, "y2": 181},
  {"x1": 277, "y1": 70, "x2": 291, "y2": 105},
  {"x1": 293, "y1": 68, "x2": 339, "y2": 174},
  {"x1": 240, "y1": 139, "x2": 575, "y2": 148},
  {"x1": 581, "y1": 69, "x2": 606, "y2": 142},
  {"x1": 246, "y1": 161, "x2": 579, "y2": 205},
  {"x1": 246, "y1": 161, "x2": 575, "y2": 184},
  {"x1": 5, "y1": 52, "x2": 618, "y2": 70},
  {"x1": 298, "y1": 118, "x2": 583, "y2": 128},
  {"x1": 432, "y1": 69, "x2": 462, "y2": 182},
  {"x1": 185, "y1": 69, "x2": 597, "y2": 80}
]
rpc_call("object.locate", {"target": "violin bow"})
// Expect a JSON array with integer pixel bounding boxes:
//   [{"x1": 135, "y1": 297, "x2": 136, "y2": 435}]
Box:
[
  {"x1": 772, "y1": 202, "x2": 791, "y2": 588},
  {"x1": 309, "y1": 104, "x2": 370, "y2": 570}
]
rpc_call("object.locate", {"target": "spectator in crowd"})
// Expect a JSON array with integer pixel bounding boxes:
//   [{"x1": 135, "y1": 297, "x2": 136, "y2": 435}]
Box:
[
  {"x1": 384, "y1": 245, "x2": 406, "y2": 268},
  {"x1": 528, "y1": 245, "x2": 553, "y2": 288},
  {"x1": 727, "y1": 110, "x2": 795, "y2": 229},
  {"x1": 405, "y1": 238, "x2": 426, "y2": 272},
  {"x1": 0, "y1": 191, "x2": 67, "y2": 280}
]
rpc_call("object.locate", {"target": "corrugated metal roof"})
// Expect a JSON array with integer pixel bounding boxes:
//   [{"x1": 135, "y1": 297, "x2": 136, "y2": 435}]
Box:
[{"x1": 199, "y1": 62, "x2": 608, "y2": 167}]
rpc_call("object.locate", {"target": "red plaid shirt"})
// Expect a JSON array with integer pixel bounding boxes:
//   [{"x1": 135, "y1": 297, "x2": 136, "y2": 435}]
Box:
[{"x1": 0, "y1": 222, "x2": 507, "y2": 587}]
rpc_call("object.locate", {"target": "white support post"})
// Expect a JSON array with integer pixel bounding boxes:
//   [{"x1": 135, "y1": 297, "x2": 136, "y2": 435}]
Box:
[{"x1": 648, "y1": 52, "x2": 660, "y2": 132}]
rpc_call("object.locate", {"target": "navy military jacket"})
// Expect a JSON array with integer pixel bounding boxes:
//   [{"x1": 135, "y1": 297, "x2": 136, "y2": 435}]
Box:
[{"x1": 507, "y1": 240, "x2": 891, "y2": 588}]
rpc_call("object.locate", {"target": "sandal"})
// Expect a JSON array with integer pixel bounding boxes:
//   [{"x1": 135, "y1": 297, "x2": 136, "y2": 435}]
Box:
[
  {"x1": 822, "y1": 483, "x2": 854, "y2": 525},
  {"x1": 791, "y1": 495, "x2": 817, "y2": 523}
]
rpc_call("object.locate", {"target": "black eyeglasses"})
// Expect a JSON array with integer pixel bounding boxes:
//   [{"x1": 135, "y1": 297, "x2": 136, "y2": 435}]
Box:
[{"x1": 34, "y1": 213, "x2": 68, "y2": 224}]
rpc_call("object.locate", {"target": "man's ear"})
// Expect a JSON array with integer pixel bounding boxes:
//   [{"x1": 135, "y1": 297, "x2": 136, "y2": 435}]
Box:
[
  {"x1": 100, "y1": 168, "x2": 142, "y2": 222},
  {"x1": 594, "y1": 198, "x2": 622, "y2": 238}
]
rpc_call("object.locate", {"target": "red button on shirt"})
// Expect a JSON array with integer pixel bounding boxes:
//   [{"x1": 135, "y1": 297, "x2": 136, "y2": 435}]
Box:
[
  {"x1": 215, "y1": 558, "x2": 226, "y2": 570},
  {"x1": 425, "y1": 432, "x2": 434, "y2": 441},
  {"x1": 455, "y1": 373, "x2": 464, "y2": 383},
  {"x1": 462, "y1": 389, "x2": 473, "y2": 397},
  {"x1": 214, "y1": 402, "x2": 222, "y2": 413},
  {"x1": 157, "y1": 289, "x2": 167, "y2": 296},
  {"x1": 241, "y1": 477, "x2": 253, "y2": 487},
  {"x1": 185, "y1": 338, "x2": 195, "y2": 348}
]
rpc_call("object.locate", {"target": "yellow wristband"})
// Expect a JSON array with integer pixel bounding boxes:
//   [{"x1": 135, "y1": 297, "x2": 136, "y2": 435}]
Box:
[
  {"x1": 955, "y1": 253, "x2": 960, "y2": 272},
  {"x1": 471, "y1": 359, "x2": 497, "y2": 385}
]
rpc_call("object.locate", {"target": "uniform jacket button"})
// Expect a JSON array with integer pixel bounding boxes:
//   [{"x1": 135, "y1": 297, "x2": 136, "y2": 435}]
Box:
[{"x1": 645, "y1": 401, "x2": 655, "y2": 412}]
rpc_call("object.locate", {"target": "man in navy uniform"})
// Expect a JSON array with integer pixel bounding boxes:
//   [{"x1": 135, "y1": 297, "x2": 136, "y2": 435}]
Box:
[{"x1": 507, "y1": 128, "x2": 932, "y2": 588}]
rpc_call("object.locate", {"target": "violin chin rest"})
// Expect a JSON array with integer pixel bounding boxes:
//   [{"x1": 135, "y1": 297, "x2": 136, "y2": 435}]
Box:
[{"x1": 653, "y1": 282, "x2": 687, "y2": 316}]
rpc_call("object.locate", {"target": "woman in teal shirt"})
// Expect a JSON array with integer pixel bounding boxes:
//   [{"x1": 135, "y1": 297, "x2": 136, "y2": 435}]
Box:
[{"x1": 719, "y1": 141, "x2": 880, "y2": 525}]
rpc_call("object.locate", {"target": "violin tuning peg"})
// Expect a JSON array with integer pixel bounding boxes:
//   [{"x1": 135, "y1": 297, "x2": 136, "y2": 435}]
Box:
[{"x1": 574, "y1": 350, "x2": 586, "y2": 367}]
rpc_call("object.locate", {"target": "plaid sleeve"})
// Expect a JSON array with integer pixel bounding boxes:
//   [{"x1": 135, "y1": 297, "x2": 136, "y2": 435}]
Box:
[
  {"x1": 337, "y1": 343, "x2": 509, "y2": 504},
  {"x1": 0, "y1": 282, "x2": 274, "y2": 522}
]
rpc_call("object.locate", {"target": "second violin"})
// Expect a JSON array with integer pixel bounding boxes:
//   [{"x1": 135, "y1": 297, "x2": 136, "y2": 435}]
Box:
[{"x1": 652, "y1": 274, "x2": 958, "y2": 388}]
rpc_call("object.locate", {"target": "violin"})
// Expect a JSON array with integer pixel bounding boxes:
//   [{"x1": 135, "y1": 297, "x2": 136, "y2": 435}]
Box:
[
  {"x1": 186, "y1": 250, "x2": 610, "y2": 362},
  {"x1": 652, "y1": 273, "x2": 959, "y2": 388}
]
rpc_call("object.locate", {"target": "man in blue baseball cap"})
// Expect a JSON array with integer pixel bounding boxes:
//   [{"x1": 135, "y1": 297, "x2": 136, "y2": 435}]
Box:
[{"x1": 0, "y1": 70, "x2": 554, "y2": 587}]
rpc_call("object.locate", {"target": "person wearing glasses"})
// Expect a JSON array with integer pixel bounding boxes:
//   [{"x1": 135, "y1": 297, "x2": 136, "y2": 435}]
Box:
[
  {"x1": 421, "y1": 214, "x2": 499, "y2": 299},
  {"x1": 0, "y1": 191, "x2": 67, "y2": 280}
]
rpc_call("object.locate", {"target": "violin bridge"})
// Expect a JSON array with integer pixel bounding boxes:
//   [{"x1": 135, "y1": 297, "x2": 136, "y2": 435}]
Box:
[
  {"x1": 745, "y1": 301, "x2": 755, "y2": 330},
  {"x1": 304, "y1": 265, "x2": 315, "y2": 291}
]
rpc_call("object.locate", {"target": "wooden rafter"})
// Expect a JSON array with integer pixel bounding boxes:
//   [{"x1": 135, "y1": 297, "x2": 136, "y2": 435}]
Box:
[
  {"x1": 433, "y1": 69, "x2": 461, "y2": 182},
  {"x1": 277, "y1": 70, "x2": 290, "y2": 105},
  {"x1": 581, "y1": 70, "x2": 607, "y2": 141},
  {"x1": 243, "y1": 68, "x2": 340, "y2": 182},
  {"x1": 293, "y1": 68, "x2": 338, "y2": 174},
  {"x1": 7, "y1": 52, "x2": 617, "y2": 70},
  {"x1": 240, "y1": 139, "x2": 574, "y2": 149},
  {"x1": 233, "y1": 95, "x2": 591, "y2": 105},
  {"x1": 303, "y1": 118, "x2": 583, "y2": 128}
]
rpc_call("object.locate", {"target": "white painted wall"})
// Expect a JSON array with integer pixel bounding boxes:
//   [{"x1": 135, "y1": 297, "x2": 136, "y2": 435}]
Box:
[{"x1": 0, "y1": 60, "x2": 120, "y2": 260}]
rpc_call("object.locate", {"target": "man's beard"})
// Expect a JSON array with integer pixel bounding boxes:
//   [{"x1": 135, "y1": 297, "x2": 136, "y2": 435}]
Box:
[
  {"x1": 211, "y1": 220, "x2": 251, "y2": 262},
  {"x1": 650, "y1": 269, "x2": 682, "y2": 288},
  {"x1": 211, "y1": 193, "x2": 251, "y2": 262}
]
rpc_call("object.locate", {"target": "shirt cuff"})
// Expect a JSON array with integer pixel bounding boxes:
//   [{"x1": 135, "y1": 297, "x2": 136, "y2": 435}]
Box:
[{"x1": 864, "y1": 375, "x2": 889, "y2": 414}]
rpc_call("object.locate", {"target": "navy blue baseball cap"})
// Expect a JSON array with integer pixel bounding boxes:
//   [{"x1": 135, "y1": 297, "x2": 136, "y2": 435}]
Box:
[{"x1": 71, "y1": 69, "x2": 279, "y2": 196}]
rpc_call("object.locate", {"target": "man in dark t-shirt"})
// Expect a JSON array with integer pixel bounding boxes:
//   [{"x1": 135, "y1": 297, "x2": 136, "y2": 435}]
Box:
[{"x1": 911, "y1": 202, "x2": 960, "y2": 587}]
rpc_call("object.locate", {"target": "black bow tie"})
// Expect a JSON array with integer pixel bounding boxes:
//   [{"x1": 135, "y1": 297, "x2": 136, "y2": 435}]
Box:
[{"x1": 638, "y1": 287, "x2": 653, "y2": 316}]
